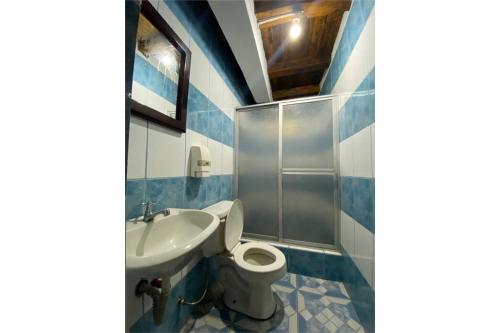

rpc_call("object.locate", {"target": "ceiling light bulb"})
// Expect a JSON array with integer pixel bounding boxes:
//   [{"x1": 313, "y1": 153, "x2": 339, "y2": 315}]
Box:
[{"x1": 289, "y1": 18, "x2": 302, "y2": 40}]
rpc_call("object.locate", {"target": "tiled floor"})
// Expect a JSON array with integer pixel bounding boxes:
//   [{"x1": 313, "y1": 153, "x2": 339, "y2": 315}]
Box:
[{"x1": 182, "y1": 273, "x2": 365, "y2": 333}]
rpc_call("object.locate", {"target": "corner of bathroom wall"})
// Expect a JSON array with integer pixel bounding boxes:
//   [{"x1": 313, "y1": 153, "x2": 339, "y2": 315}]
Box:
[
  {"x1": 277, "y1": 244, "x2": 344, "y2": 282},
  {"x1": 317, "y1": 1, "x2": 375, "y2": 330},
  {"x1": 126, "y1": 1, "x2": 246, "y2": 330}
]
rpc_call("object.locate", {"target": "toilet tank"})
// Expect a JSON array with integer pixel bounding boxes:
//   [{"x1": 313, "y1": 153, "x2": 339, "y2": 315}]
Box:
[{"x1": 201, "y1": 201, "x2": 234, "y2": 257}]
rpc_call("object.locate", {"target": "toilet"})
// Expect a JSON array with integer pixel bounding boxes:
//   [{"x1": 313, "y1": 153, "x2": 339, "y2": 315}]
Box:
[{"x1": 201, "y1": 199, "x2": 287, "y2": 320}]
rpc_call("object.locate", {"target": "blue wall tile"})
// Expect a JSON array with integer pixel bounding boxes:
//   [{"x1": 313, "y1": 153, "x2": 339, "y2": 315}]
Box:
[
  {"x1": 286, "y1": 248, "x2": 344, "y2": 282},
  {"x1": 339, "y1": 69, "x2": 375, "y2": 142},
  {"x1": 340, "y1": 177, "x2": 354, "y2": 216},
  {"x1": 220, "y1": 115, "x2": 234, "y2": 147},
  {"x1": 219, "y1": 175, "x2": 233, "y2": 201},
  {"x1": 287, "y1": 248, "x2": 326, "y2": 279},
  {"x1": 133, "y1": 54, "x2": 178, "y2": 105},
  {"x1": 324, "y1": 253, "x2": 345, "y2": 282},
  {"x1": 127, "y1": 175, "x2": 234, "y2": 219},
  {"x1": 351, "y1": 177, "x2": 375, "y2": 233},
  {"x1": 187, "y1": 84, "x2": 208, "y2": 114},
  {"x1": 204, "y1": 176, "x2": 221, "y2": 207},
  {"x1": 341, "y1": 177, "x2": 375, "y2": 234},
  {"x1": 126, "y1": 179, "x2": 146, "y2": 220},
  {"x1": 207, "y1": 108, "x2": 222, "y2": 143},
  {"x1": 146, "y1": 177, "x2": 186, "y2": 210},
  {"x1": 339, "y1": 93, "x2": 375, "y2": 142},
  {"x1": 184, "y1": 177, "x2": 206, "y2": 209}
]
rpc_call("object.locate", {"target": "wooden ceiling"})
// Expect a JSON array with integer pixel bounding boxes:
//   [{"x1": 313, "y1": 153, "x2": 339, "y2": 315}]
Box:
[{"x1": 254, "y1": 0, "x2": 351, "y2": 100}]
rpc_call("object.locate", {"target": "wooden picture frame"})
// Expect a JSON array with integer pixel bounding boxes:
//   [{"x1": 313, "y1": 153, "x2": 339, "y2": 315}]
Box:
[{"x1": 130, "y1": 0, "x2": 191, "y2": 132}]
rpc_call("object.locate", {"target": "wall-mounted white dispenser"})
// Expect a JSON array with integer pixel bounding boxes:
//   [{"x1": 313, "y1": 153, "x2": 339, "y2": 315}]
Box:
[{"x1": 190, "y1": 145, "x2": 211, "y2": 177}]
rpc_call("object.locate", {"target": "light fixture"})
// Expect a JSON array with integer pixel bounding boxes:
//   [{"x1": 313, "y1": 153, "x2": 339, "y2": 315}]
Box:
[{"x1": 289, "y1": 17, "x2": 302, "y2": 40}]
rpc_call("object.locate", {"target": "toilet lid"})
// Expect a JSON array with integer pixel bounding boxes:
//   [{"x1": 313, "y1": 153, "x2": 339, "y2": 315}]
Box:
[{"x1": 224, "y1": 199, "x2": 244, "y2": 251}]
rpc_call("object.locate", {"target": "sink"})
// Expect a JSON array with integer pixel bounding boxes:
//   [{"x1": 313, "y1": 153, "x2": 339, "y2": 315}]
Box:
[{"x1": 126, "y1": 210, "x2": 219, "y2": 276}]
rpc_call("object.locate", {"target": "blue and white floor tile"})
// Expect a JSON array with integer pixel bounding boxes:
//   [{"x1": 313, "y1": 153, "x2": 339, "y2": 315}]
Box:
[
  {"x1": 296, "y1": 275, "x2": 349, "y2": 299},
  {"x1": 183, "y1": 273, "x2": 365, "y2": 333}
]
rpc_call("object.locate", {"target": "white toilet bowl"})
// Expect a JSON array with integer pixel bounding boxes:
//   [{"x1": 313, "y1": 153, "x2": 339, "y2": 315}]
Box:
[{"x1": 202, "y1": 200, "x2": 287, "y2": 320}]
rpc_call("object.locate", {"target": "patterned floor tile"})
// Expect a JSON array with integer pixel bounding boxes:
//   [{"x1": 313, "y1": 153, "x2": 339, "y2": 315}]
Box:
[
  {"x1": 296, "y1": 275, "x2": 349, "y2": 299},
  {"x1": 184, "y1": 273, "x2": 365, "y2": 333},
  {"x1": 297, "y1": 291, "x2": 363, "y2": 333},
  {"x1": 273, "y1": 273, "x2": 297, "y2": 290},
  {"x1": 230, "y1": 291, "x2": 296, "y2": 333},
  {"x1": 187, "y1": 307, "x2": 230, "y2": 333}
]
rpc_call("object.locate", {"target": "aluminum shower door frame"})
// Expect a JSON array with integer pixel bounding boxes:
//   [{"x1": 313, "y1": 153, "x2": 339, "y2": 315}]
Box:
[{"x1": 235, "y1": 95, "x2": 340, "y2": 250}]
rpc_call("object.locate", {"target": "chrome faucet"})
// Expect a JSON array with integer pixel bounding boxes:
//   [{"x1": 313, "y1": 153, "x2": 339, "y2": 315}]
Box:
[{"x1": 142, "y1": 201, "x2": 171, "y2": 222}]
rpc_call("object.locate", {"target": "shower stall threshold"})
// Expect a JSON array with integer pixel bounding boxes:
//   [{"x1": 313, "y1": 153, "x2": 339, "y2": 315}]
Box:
[{"x1": 240, "y1": 236, "x2": 341, "y2": 256}]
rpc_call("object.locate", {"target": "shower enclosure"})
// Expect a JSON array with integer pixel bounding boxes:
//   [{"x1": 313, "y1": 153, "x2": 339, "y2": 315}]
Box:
[{"x1": 235, "y1": 96, "x2": 340, "y2": 249}]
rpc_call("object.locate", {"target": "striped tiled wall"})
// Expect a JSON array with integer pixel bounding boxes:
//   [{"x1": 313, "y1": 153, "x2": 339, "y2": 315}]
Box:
[
  {"x1": 125, "y1": 1, "x2": 250, "y2": 330},
  {"x1": 319, "y1": 0, "x2": 375, "y2": 331},
  {"x1": 126, "y1": 0, "x2": 248, "y2": 221}
]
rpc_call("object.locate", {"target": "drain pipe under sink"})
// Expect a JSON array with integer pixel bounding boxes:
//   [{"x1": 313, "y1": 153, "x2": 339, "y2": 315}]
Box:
[{"x1": 135, "y1": 275, "x2": 171, "y2": 326}]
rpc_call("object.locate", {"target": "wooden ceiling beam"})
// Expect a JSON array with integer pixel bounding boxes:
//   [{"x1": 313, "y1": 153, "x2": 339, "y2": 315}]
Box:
[
  {"x1": 272, "y1": 84, "x2": 320, "y2": 100},
  {"x1": 254, "y1": 0, "x2": 314, "y2": 14},
  {"x1": 268, "y1": 58, "x2": 330, "y2": 78}
]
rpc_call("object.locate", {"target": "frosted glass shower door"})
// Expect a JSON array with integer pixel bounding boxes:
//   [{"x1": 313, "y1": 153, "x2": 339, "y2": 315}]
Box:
[
  {"x1": 282, "y1": 99, "x2": 337, "y2": 246},
  {"x1": 237, "y1": 106, "x2": 279, "y2": 239}
]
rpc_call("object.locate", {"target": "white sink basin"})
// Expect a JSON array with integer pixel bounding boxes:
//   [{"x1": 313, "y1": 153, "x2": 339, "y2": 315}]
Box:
[{"x1": 126, "y1": 210, "x2": 219, "y2": 275}]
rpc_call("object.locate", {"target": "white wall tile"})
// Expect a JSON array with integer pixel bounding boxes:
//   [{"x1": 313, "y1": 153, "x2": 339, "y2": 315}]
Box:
[
  {"x1": 352, "y1": 126, "x2": 373, "y2": 178},
  {"x1": 154, "y1": 0, "x2": 190, "y2": 47},
  {"x1": 232, "y1": 92, "x2": 242, "y2": 109},
  {"x1": 354, "y1": 220, "x2": 374, "y2": 288},
  {"x1": 125, "y1": 272, "x2": 145, "y2": 330},
  {"x1": 131, "y1": 81, "x2": 149, "y2": 106},
  {"x1": 222, "y1": 145, "x2": 234, "y2": 175},
  {"x1": 339, "y1": 138, "x2": 354, "y2": 177},
  {"x1": 170, "y1": 271, "x2": 182, "y2": 287},
  {"x1": 132, "y1": 81, "x2": 176, "y2": 118},
  {"x1": 185, "y1": 130, "x2": 209, "y2": 176},
  {"x1": 207, "y1": 138, "x2": 222, "y2": 176},
  {"x1": 209, "y1": 65, "x2": 224, "y2": 110},
  {"x1": 371, "y1": 124, "x2": 375, "y2": 176},
  {"x1": 189, "y1": 39, "x2": 210, "y2": 95},
  {"x1": 221, "y1": 84, "x2": 235, "y2": 120},
  {"x1": 127, "y1": 116, "x2": 147, "y2": 179},
  {"x1": 340, "y1": 210, "x2": 355, "y2": 257},
  {"x1": 147, "y1": 123, "x2": 186, "y2": 178}
]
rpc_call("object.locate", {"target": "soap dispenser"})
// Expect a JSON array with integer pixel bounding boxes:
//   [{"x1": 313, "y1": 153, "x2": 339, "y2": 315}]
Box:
[{"x1": 190, "y1": 145, "x2": 211, "y2": 177}]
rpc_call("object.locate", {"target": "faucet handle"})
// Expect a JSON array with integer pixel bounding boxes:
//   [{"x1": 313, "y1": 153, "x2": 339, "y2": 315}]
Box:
[{"x1": 141, "y1": 201, "x2": 155, "y2": 214}]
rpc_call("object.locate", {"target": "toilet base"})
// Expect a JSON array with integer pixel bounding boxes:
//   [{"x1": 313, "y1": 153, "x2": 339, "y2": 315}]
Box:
[
  {"x1": 222, "y1": 282, "x2": 277, "y2": 320},
  {"x1": 218, "y1": 259, "x2": 279, "y2": 320},
  {"x1": 223, "y1": 296, "x2": 277, "y2": 321}
]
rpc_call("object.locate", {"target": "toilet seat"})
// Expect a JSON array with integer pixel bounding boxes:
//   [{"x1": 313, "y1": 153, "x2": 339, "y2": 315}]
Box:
[
  {"x1": 224, "y1": 199, "x2": 244, "y2": 252},
  {"x1": 234, "y1": 242, "x2": 286, "y2": 274}
]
